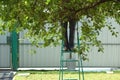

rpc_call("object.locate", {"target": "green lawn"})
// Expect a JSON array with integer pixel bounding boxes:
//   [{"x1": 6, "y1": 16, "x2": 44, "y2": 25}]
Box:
[{"x1": 14, "y1": 71, "x2": 120, "y2": 80}]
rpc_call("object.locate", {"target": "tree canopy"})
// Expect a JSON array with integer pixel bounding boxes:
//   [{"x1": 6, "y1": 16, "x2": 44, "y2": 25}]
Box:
[{"x1": 0, "y1": 0, "x2": 120, "y2": 59}]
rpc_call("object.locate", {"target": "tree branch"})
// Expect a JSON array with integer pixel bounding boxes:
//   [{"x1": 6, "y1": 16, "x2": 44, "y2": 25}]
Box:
[
  {"x1": 116, "y1": 0, "x2": 120, "y2": 2},
  {"x1": 75, "y1": 0, "x2": 112, "y2": 14}
]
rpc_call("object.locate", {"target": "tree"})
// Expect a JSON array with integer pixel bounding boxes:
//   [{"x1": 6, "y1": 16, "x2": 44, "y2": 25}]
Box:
[{"x1": 0, "y1": 0, "x2": 120, "y2": 59}]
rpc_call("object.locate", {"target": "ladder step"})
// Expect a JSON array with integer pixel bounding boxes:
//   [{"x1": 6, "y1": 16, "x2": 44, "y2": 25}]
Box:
[
  {"x1": 61, "y1": 60, "x2": 79, "y2": 62},
  {"x1": 64, "y1": 78, "x2": 78, "y2": 80},
  {"x1": 62, "y1": 69, "x2": 78, "y2": 71},
  {"x1": 62, "y1": 50, "x2": 76, "y2": 53}
]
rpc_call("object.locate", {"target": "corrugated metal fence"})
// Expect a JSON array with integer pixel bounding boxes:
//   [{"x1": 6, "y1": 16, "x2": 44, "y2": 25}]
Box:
[
  {"x1": 0, "y1": 33, "x2": 11, "y2": 68},
  {"x1": 19, "y1": 21, "x2": 120, "y2": 68},
  {"x1": 0, "y1": 20, "x2": 120, "y2": 68}
]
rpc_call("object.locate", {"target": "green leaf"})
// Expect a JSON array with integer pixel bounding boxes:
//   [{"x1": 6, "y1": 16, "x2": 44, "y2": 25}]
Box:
[{"x1": 46, "y1": 0, "x2": 51, "y2": 5}]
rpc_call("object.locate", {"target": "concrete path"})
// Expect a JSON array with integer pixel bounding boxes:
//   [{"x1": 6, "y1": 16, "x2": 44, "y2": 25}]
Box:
[{"x1": 0, "y1": 71, "x2": 16, "y2": 80}]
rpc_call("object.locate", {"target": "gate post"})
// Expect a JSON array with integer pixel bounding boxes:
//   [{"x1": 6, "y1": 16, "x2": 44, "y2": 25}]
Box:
[
  {"x1": 11, "y1": 22, "x2": 19, "y2": 70},
  {"x1": 11, "y1": 31, "x2": 19, "y2": 71}
]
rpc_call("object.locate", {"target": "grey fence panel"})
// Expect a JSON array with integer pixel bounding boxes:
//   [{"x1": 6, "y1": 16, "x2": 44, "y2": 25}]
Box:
[
  {"x1": 0, "y1": 32, "x2": 11, "y2": 68},
  {"x1": 83, "y1": 45, "x2": 120, "y2": 67},
  {"x1": 19, "y1": 45, "x2": 61, "y2": 67},
  {"x1": 19, "y1": 44, "x2": 120, "y2": 68},
  {"x1": 0, "y1": 45, "x2": 10, "y2": 68}
]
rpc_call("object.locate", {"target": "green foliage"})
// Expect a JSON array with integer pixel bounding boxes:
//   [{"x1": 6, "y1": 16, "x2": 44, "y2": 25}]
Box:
[{"x1": 0, "y1": 0, "x2": 120, "y2": 59}]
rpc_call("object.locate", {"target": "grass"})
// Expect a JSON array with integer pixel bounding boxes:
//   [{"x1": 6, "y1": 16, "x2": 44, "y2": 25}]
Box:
[{"x1": 14, "y1": 70, "x2": 120, "y2": 80}]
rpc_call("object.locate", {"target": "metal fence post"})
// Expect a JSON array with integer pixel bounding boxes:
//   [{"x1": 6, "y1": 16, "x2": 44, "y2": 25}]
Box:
[{"x1": 11, "y1": 22, "x2": 19, "y2": 70}]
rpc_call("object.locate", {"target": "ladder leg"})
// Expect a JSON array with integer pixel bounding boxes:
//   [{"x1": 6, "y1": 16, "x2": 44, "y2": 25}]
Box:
[
  {"x1": 62, "y1": 62, "x2": 63, "y2": 80},
  {"x1": 78, "y1": 61, "x2": 81, "y2": 80},
  {"x1": 59, "y1": 62, "x2": 61, "y2": 80},
  {"x1": 80, "y1": 56, "x2": 84, "y2": 80}
]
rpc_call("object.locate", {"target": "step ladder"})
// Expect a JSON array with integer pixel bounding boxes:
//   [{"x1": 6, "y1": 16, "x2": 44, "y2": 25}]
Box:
[{"x1": 59, "y1": 23, "x2": 84, "y2": 80}]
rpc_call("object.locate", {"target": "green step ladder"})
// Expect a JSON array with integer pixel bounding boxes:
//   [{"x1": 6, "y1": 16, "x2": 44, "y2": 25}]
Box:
[{"x1": 59, "y1": 22, "x2": 85, "y2": 80}]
